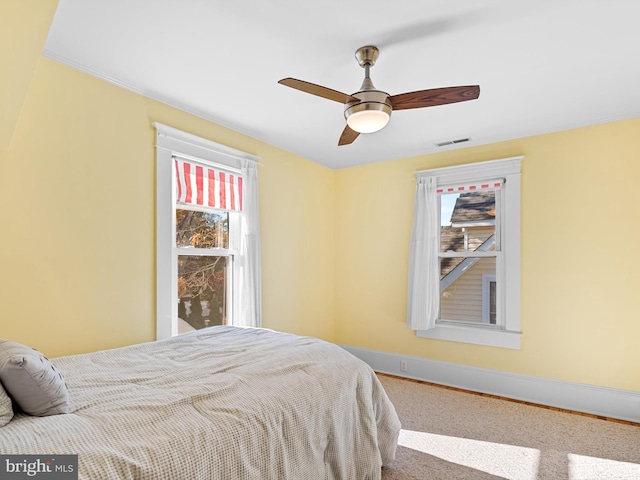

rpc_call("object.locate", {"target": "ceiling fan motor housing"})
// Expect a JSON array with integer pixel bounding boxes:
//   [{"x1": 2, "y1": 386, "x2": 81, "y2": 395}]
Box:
[{"x1": 344, "y1": 90, "x2": 392, "y2": 133}]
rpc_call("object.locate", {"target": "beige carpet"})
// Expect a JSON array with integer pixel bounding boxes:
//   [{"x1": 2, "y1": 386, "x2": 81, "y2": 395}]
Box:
[{"x1": 378, "y1": 374, "x2": 640, "y2": 480}]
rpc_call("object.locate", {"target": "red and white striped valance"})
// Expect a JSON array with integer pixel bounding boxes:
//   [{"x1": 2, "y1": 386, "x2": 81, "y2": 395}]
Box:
[
  {"x1": 174, "y1": 157, "x2": 243, "y2": 212},
  {"x1": 437, "y1": 180, "x2": 502, "y2": 194}
]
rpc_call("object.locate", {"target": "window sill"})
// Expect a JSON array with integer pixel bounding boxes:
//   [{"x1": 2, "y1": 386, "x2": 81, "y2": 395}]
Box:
[{"x1": 417, "y1": 323, "x2": 521, "y2": 349}]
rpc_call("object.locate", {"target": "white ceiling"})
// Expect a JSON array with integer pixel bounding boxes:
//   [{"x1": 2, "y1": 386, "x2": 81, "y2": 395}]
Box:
[{"x1": 43, "y1": 0, "x2": 640, "y2": 169}]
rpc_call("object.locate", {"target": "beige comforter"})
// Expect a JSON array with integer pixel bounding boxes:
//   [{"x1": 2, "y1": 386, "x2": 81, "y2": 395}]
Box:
[{"x1": 0, "y1": 326, "x2": 400, "y2": 479}]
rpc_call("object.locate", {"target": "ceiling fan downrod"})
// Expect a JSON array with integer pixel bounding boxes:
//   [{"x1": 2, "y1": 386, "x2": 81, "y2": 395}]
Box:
[{"x1": 355, "y1": 45, "x2": 378, "y2": 91}]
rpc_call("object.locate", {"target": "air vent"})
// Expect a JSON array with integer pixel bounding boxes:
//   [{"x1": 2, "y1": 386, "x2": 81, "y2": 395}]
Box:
[{"x1": 435, "y1": 138, "x2": 470, "y2": 147}]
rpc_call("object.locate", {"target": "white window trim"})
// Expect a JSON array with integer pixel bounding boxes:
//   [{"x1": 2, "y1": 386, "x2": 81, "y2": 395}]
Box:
[
  {"x1": 415, "y1": 156, "x2": 523, "y2": 349},
  {"x1": 154, "y1": 123, "x2": 259, "y2": 340}
]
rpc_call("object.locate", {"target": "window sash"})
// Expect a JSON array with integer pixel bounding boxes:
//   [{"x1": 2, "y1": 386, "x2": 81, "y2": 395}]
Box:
[
  {"x1": 177, "y1": 253, "x2": 234, "y2": 328},
  {"x1": 176, "y1": 247, "x2": 235, "y2": 256},
  {"x1": 438, "y1": 187, "x2": 502, "y2": 247},
  {"x1": 439, "y1": 251, "x2": 498, "y2": 258},
  {"x1": 439, "y1": 254, "x2": 502, "y2": 327}
]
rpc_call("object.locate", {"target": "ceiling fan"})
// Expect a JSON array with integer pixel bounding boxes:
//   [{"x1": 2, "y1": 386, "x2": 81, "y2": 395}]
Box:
[{"x1": 278, "y1": 45, "x2": 480, "y2": 146}]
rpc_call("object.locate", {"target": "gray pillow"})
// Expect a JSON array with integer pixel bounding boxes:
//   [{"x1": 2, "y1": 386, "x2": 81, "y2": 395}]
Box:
[
  {"x1": 0, "y1": 339, "x2": 71, "y2": 416},
  {"x1": 0, "y1": 382, "x2": 13, "y2": 426}
]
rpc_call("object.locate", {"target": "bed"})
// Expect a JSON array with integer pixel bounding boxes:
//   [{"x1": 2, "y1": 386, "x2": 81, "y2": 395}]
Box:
[{"x1": 0, "y1": 326, "x2": 401, "y2": 479}]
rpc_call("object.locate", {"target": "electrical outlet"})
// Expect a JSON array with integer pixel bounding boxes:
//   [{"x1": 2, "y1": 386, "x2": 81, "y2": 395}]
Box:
[{"x1": 400, "y1": 360, "x2": 408, "y2": 372}]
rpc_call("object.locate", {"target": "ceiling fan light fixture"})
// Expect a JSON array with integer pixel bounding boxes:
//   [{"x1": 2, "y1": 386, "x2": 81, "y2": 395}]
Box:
[
  {"x1": 347, "y1": 109, "x2": 389, "y2": 133},
  {"x1": 345, "y1": 101, "x2": 392, "y2": 133}
]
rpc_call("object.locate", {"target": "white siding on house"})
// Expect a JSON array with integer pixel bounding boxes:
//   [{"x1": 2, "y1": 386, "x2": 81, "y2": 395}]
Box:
[
  {"x1": 466, "y1": 227, "x2": 494, "y2": 251},
  {"x1": 440, "y1": 257, "x2": 495, "y2": 323}
]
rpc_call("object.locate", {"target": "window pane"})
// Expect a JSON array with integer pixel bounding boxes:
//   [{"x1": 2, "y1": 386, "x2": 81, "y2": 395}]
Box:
[
  {"x1": 440, "y1": 191, "x2": 496, "y2": 253},
  {"x1": 440, "y1": 257, "x2": 496, "y2": 324},
  {"x1": 177, "y1": 255, "x2": 229, "y2": 332},
  {"x1": 440, "y1": 193, "x2": 459, "y2": 226},
  {"x1": 489, "y1": 281, "x2": 497, "y2": 324},
  {"x1": 176, "y1": 209, "x2": 229, "y2": 249}
]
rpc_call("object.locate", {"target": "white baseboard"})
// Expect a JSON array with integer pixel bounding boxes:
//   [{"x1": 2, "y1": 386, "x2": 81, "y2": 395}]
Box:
[{"x1": 340, "y1": 345, "x2": 640, "y2": 423}]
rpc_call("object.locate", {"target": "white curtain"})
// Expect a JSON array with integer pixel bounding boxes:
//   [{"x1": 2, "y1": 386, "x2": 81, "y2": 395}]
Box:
[
  {"x1": 237, "y1": 159, "x2": 262, "y2": 327},
  {"x1": 407, "y1": 176, "x2": 440, "y2": 330}
]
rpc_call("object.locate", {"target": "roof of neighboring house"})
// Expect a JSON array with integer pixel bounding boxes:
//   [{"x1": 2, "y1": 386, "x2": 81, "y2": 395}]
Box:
[
  {"x1": 440, "y1": 226, "x2": 464, "y2": 279},
  {"x1": 440, "y1": 226, "x2": 464, "y2": 253},
  {"x1": 450, "y1": 191, "x2": 496, "y2": 224}
]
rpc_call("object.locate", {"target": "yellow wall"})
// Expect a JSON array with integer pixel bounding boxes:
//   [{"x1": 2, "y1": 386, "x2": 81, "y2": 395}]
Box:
[
  {"x1": 0, "y1": 58, "x2": 334, "y2": 357},
  {"x1": 334, "y1": 118, "x2": 640, "y2": 391},
  {"x1": 0, "y1": 0, "x2": 58, "y2": 150}
]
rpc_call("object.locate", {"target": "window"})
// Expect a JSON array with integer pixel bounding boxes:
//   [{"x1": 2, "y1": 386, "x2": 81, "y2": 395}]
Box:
[
  {"x1": 174, "y1": 158, "x2": 241, "y2": 334},
  {"x1": 407, "y1": 156, "x2": 523, "y2": 349},
  {"x1": 154, "y1": 123, "x2": 262, "y2": 339}
]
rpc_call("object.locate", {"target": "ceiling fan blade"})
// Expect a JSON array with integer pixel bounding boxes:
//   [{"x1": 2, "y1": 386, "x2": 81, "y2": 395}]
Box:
[
  {"x1": 389, "y1": 85, "x2": 480, "y2": 110},
  {"x1": 338, "y1": 125, "x2": 360, "y2": 146},
  {"x1": 279, "y1": 78, "x2": 360, "y2": 104}
]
